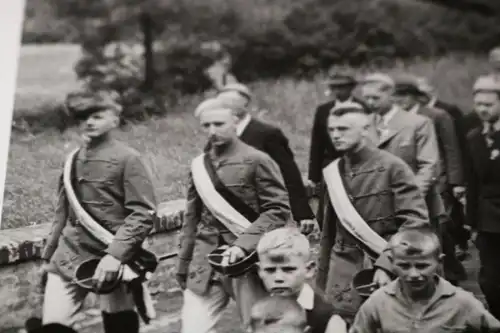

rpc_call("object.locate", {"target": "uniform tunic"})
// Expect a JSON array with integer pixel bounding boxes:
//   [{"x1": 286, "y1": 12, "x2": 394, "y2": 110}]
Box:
[
  {"x1": 316, "y1": 145, "x2": 429, "y2": 320},
  {"x1": 42, "y1": 138, "x2": 157, "y2": 280}
]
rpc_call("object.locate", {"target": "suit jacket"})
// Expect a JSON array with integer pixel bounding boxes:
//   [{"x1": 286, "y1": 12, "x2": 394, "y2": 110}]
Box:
[
  {"x1": 374, "y1": 108, "x2": 440, "y2": 195},
  {"x1": 465, "y1": 128, "x2": 500, "y2": 233},
  {"x1": 308, "y1": 97, "x2": 368, "y2": 183},
  {"x1": 177, "y1": 139, "x2": 291, "y2": 295},
  {"x1": 415, "y1": 105, "x2": 464, "y2": 188},
  {"x1": 240, "y1": 118, "x2": 314, "y2": 221},
  {"x1": 316, "y1": 145, "x2": 429, "y2": 287}
]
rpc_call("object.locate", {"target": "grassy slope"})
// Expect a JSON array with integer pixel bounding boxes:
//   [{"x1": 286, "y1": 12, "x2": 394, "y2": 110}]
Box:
[{"x1": 2, "y1": 46, "x2": 491, "y2": 229}]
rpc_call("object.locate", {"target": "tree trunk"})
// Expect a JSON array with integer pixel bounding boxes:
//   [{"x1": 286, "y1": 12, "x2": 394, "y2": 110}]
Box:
[{"x1": 140, "y1": 12, "x2": 155, "y2": 91}]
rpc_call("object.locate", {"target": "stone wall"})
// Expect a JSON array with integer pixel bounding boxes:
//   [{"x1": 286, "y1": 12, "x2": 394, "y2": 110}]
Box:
[{"x1": 0, "y1": 199, "x2": 185, "y2": 332}]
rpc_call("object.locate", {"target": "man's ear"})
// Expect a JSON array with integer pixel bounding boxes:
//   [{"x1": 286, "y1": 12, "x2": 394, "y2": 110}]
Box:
[{"x1": 306, "y1": 260, "x2": 316, "y2": 279}]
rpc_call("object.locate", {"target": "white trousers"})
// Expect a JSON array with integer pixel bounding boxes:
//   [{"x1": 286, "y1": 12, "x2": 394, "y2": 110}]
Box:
[
  {"x1": 181, "y1": 271, "x2": 267, "y2": 333},
  {"x1": 42, "y1": 273, "x2": 135, "y2": 327}
]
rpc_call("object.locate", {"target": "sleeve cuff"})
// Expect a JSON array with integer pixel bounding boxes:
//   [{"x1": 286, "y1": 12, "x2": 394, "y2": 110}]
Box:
[{"x1": 105, "y1": 243, "x2": 130, "y2": 263}]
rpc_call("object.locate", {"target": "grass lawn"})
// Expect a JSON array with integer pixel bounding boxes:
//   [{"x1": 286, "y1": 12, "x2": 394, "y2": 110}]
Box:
[{"x1": 2, "y1": 46, "x2": 492, "y2": 229}]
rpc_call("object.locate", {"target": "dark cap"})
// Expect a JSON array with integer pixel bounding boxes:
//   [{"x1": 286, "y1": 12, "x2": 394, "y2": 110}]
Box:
[
  {"x1": 65, "y1": 89, "x2": 122, "y2": 120},
  {"x1": 325, "y1": 73, "x2": 357, "y2": 87},
  {"x1": 393, "y1": 77, "x2": 426, "y2": 96}
]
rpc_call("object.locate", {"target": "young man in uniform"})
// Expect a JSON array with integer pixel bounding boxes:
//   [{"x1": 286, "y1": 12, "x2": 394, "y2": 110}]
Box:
[
  {"x1": 177, "y1": 97, "x2": 292, "y2": 333},
  {"x1": 306, "y1": 73, "x2": 367, "y2": 230},
  {"x1": 350, "y1": 226, "x2": 500, "y2": 333},
  {"x1": 315, "y1": 101, "x2": 429, "y2": 324},
  {"x1": 256, "y1": 227, "x2": 347, "y2": 333},
  {"x1": 38, "y1": 90, "x2": 158, "y2": 332},
  {"x1": 215, "y1": 84, "x2": 316, "y2": 234},
  {"x1": 466, "y1": 76, "x2": 500, "y2": 320}
]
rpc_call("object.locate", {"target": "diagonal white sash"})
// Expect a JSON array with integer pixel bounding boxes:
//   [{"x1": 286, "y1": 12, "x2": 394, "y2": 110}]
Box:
[
  {"x1": 191, "y1": 154, "x2": 252, "y2": 236},
  {"x1": 323, "y1": 159, "x2": 387, "y2": 258}
]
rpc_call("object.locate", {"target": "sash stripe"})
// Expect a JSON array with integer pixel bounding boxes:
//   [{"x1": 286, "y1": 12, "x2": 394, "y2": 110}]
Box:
[
  {"x1": 203, "y1": 154, "x2": 259, "y2": 222},
  {"x1": 323, "y1": 159, "x2": 387, "y2": 260},
  {"x1": 191, "y1": 154, "x2": 252, "y2": 236}
]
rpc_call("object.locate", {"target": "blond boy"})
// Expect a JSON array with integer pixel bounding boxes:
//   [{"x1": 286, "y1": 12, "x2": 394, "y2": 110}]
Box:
[{"x1": 256, "y1": 227, "x2": 347, "y2": 333}]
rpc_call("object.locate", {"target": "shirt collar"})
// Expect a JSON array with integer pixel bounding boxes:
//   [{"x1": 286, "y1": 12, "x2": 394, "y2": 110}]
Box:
[
  {"x1": 427, "y1": 96, "x2": 437, "y2": 108},
  {"x1": 384, "y1": 276, "x2": 456, "y2": 299},
  {"x1": 377, "y1": 105, "x2": 399, "y2": 126},
  {"x1": 236, "y1": 114, "x2": 252, "y2": 136},
  {"x1": 296, "y1": 283, "x2": 314, "y2": 310},
  {"x1": 408, "y1": 104, "x2": 420, "y2": 114}
]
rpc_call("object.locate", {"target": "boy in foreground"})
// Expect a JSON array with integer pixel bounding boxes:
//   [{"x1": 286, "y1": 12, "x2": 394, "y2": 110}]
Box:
[
  {"x1": 349, "y1": 225, "x2": 500, "y2": 333},
  {"x1": 256, "y1": 227, "x2": 347, "y2": 333}
]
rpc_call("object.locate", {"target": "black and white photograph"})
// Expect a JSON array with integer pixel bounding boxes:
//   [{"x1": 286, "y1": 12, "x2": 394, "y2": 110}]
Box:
[{"x1": 2, "y1": 0, "x2": 500, "y2": 332}]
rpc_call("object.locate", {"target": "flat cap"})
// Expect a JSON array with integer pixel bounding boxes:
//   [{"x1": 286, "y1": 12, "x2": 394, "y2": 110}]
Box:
[
  {"x1": 194, "y1": 96, "x2": 246, "y2": 118},
  {"x1": 414, "y1": 77, "x2": 434, "y2": 96},
  {"x1": 65, "y1": 89, "x2": 122, "y2": 118},
  {"x1": 473, "y1": 75, "x2": 500, "y2": 93},
  {"x1": 393, "y1": 76, "x2": 426, "y2": 96},
  {"x1": 361, "y1": 73, "x2": 395, "y2": 88},
  {"x1": 325, "y1": 73, "x2": 357, "y2": 87},
  {"x1": 218, "y1": 83, "x2": 252, "y2": 100}
]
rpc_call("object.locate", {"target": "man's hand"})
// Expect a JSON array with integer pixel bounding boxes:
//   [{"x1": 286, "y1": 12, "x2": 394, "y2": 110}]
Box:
[
  {"x1": 304, "y1": 179, "x2": 317, "y2": 197},
  {"x1": 300, "y1": 219, "x2": 317, "y2": 235},
  {"x1": 176, "y1": 273, "x2": 187, "y2": 290},
  {"x1": 92, "y1": 254, "x2": 122, "y2": 290},
  {"x1": 373, "y1": 268, "x2": 392, "y2": 287},
  {"x1": 36, "y1": 261, "x2": 51, "y2": 294},
  {"x1": 221, "y1": 246, "x2": 246, "y2": 266},
  {"x1": 452, "y1": 186, "x2": 466, "y2": 204}
]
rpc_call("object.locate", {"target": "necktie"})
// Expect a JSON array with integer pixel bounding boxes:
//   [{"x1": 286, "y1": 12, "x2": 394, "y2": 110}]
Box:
[
  {"x1": 376, "y1": 115, "x2": 386, "y2": 139},
  {"x1": 484, "y1": 123, "x2": 494, "y2": 148}
]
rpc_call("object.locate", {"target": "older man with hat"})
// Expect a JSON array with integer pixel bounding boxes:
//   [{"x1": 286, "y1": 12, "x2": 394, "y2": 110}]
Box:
[
  {"x1": 177, "y1": 97, "x2": 291, "y2": 333},
  {"x1": 393, "y1": 75, "x2": 467, "y2": 285},
  {"x1": 415, "y1": 77, "x2": 472, "y2": 260},
  {"x1": 214, "y1": 83, "x2": 317, "y2": 234},
  {"x1": 466, "y1": 75, "x2": 500, "y2": 320},
  {"x1": 38, "y1": 89, "x2": 158, "y2": 332},
  {"x1": 307, "y1": 72, "x2": 368, "y2": 230}
]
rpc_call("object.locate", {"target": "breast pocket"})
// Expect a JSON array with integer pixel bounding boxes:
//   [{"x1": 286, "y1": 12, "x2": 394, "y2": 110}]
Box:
[{"x1": 78, "y1": 158, "x2": 122, "y2": 186}]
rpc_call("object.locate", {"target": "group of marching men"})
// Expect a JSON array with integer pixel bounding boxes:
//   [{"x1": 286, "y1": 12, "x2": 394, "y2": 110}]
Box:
[{"x1": 34, "y1": 46, "x2": 500, "y2": 333}]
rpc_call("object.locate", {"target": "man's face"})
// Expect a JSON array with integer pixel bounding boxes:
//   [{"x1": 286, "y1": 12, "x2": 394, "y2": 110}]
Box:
[
  {"x1": 474, "y1": 91, "x2": 500, "y2": 123},
  {"x1": 327, "y1": 85, "x2": 353, "y2": 100},
  {"x1": 79, "y1": 109, "x2": 119, "y2": 140},
  {"x1": 392, "y1": 251, "x2": 440, "y2": 294},
  {"x1": 393, "y1": 93, "x2": 419, "y2": 111},
  {"x1": 200, "y1": 108, "x2": 238, "y2": 147},
  {"x1": 361, "y1": 83, "x2": 393, "y2": 113},
  {"x1": 258, "y1": 250, "x2": 313, "y2": 297},
  {"x1": 327, "y1": 113, "x2": 366, "y2": 152}
]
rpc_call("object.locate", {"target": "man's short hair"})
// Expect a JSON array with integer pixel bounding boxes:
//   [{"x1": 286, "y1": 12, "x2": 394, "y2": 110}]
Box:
[
  {"x1": 329, "y1": 101, "x2": 370, "y2": 117},
  {"x1": 193, "y1": 96, "x2": 246, "y2": 118},
  {"x1": 250, "y1": 296, "x2": 307, "y2": 331},
  {"x1": 361, "y1": 73, "x2": 395, "y2": 92},
  {"x1": 257, "y1": 227, "x2": 311, "y2": 259},
  {"x1": 389, "y1": 225, "x2": 442, "y2": 257}
]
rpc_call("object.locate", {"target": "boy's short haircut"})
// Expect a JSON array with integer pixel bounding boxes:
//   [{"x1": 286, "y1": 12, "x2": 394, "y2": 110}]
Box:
[
  {"x1": 257, "y1": 227, "x2": 311, "y2": 259},
  {"x1": 250, "y1": 295, "x2": 307, "y2": 331},
  {"x1": 389, "y1": 225, "x2": 442, "y2": 257},
  {"x1": 255, "y1": 324, "x2": 305, "y2": 333}
]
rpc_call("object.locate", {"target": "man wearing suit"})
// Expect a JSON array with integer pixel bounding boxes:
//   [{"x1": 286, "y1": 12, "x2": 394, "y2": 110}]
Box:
[
  {"x1": 416, "y1": 77, "x2": 471, "y2": 258},
  {"x1": 392, "y1": 77, "x2": 467, "y2": 284},
  {"x1": 307, "y1": 74, "x2": 368, "y2": 229},
  {"x1": 466, "y1": 76, "x2": 500, "y2": 320},
  {"x1": 215, "y1": 83, "x2": 317, "y2": 234},
  {"x1": 177, "y1": 97, "x2": 292, "y2": 333}
]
